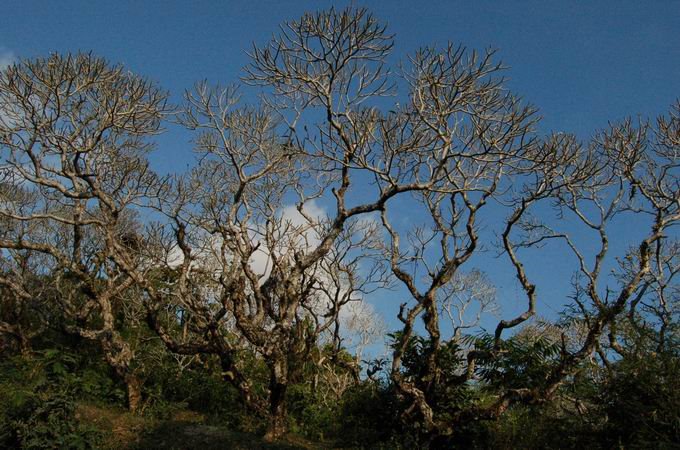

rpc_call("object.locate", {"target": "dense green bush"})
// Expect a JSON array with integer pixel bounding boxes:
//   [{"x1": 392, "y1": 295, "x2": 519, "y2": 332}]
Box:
[
  {"x1": 287, "y1": 383, "x2": 338, "y2": 441},
  {"x1": 335, "y1": 382, "x2": 405, "y2": 448},
  {"x1": 0, "y1": 352, "x2": 103, "y2": 449},
  {"x1": 1, "y1": 329, "x2": 679, "y2": 449},
  {"x1": 601, "y1": 352, "x2": 680, "y2": 448}
]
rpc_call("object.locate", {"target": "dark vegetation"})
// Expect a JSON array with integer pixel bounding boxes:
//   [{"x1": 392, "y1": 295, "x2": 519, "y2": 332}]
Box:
[
  {"x1": 1, "y1": 321, "x2": 677, "y2": 448},
  {"x1": 1, "y1": 7, "x2": 678, "y2": 449}
]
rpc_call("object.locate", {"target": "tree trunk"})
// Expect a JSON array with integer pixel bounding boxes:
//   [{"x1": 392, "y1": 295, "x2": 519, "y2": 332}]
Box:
[
  {"x1": 100, "y1": 336, "x2": 141, "y2": 413},
  {"x1": 15, "y1": 328, "x2": 31, "y2": 356},
  {"x1": 0, "y1": 322, "x2": 31, "y2": 355},
  {"x1": 18, "y1": 333, "x2": 31, "y2": 356},
  {"x1": 126, "y1": 374, "x2": 143, "y2": 413},
  {"x1": 263, "y1": 359, "x2": 288, "y2": 441}
]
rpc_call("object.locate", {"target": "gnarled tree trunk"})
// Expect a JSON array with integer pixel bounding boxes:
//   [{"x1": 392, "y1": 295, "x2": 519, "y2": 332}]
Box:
[
  {"x1": 264, "y1": 358, "x2": 289, "y2": 441},
  {"x1": 125, "y1": 374, "x2": 143, "y2": 413},
  {"x1": 100, "y1": 332, "x2": 143, "y2": 413}
]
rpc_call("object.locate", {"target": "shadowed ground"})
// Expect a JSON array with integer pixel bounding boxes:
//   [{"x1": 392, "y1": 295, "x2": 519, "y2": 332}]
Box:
[{"x1": 77, "y1": 404, "x2": 321, "y2": 449}]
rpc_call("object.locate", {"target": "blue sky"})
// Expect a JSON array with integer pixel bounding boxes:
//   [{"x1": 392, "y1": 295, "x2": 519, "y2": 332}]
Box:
[
  {"x1": 4, "y1": 1, "x2": 679, "y2": 138},
  {"x1": 3, "y1": 0, "x2": 679, "y2": 342}
]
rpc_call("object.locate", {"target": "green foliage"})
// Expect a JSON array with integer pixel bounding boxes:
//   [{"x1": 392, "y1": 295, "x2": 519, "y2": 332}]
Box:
[
  {"x1": 601, "y1": 351, "x2": 680, "y2": 447},
  {"x1": 335, "y1": 382, "x2": 405, "y2": 448},
  {"x1": 389, "y1": 332, "x2": 477, "y2": 406},
  {"x1": 141, "y1": 352, "x2": 262, "y2": 430},
  {"x1": 469, "y1": 332, "x2": 562, "y2": 390},
  {"x1": 483, "y1": 403, "x2": 601, "y2": 450},
  {"x1": 1, "y1": 306, "x2": 678, "y2": 449},
  {"x1": 287, "y1": 383, "x2": 337, "y2": 441},
  {"x1": 10, "y1": 392, "x2": 102, "y2": 449},
  {"x1": 0, "y1": 352, "x2": 103, "y2": 449},
  {"x1": 0, "y1": 327, "x2": 678, "y2": 449},
  {"x1": 478, "y1": 328, "x2": 680, "y2": 449}
]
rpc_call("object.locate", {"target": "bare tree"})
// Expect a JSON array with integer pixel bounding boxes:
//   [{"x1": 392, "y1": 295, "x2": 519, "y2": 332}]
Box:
[
  {"x1": 132, "y1": 7, "x2": 503, "y2": 439},
  {"x1": 512, "y1": 110, "x2": 678, "y2": 400},
  {"x1": 373, "y1": 41, "x2": 535, "y2": 435},
  {"x1": 0, "y1": 170, "x2": 49, "y2": 354},
  {"x1": 381, "y1": 79, "x2": 679, "y2": 440},
  {"x1": 136, "y1": 96, "x2": 391, "y2": 437},
  {"x1": 337, "y1": 297, "x2": 387, "y2": 368},
  {"x1": 0, "y1": 53, "x2": 169, "y2": 411}
]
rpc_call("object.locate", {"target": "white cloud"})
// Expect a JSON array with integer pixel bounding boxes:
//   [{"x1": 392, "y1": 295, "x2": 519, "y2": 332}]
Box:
[
  {"x1": 162, "y1": 199, "x2": 388, "y2": 358},
  {"x1": 279, "y1": 200, "x2": 326, "y2": 230},
  {"x1": 250, "y1": 200, "x2": 327, "y2": 277}
]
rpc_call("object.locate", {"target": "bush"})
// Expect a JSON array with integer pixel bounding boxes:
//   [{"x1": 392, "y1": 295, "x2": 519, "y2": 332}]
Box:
[
  {"x1": 287, "y1": 382, "x2": 338, "y2": 441},
  {"x1": 0, "y1": 352, "x2": 102, "y2": 449},
  {"x1": 335, "y1": 382, "x2": 407, "y2": 448},
  {"x1": 601, "y1": 352, "x2": 680, "y2": 448},
  {"x1": 140, "y1": 353, "x2": 259, "y2": 429}
]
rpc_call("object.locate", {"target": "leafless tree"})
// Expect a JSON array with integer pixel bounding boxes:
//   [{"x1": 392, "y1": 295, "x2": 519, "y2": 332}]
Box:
[
  {"x1": 381, "y1": 72, "x2": 679, "y2": 439},
  {"x1": 337, "y1": 297, "x2": 387, "y2": 367},
  {"x1": 514, "y1": 110, "x2": 678, "y2": 398},
  {"x1": 134, "y1": 7, "x2": 514, "y2": 439},
  {"x1": 0, "y1": 53, "x2": 169, "y2": 411},
  {"x1": 374, "y1": 41, "x2": 536, "y2": 434},
  {"x1": 133, "y1": 86, "x2": 392, "y2": 437},
  {"x1": 0, "y1": 171, "x2": 49, "y2": 354}
]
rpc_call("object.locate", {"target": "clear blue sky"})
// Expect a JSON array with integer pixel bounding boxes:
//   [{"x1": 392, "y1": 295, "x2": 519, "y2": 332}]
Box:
[
  {"x1": 4, "y1": 1, "x2": 679, "y2": 139},
  {"x1": 3, "y1": 1, "x2": 679, "y2": 340}
]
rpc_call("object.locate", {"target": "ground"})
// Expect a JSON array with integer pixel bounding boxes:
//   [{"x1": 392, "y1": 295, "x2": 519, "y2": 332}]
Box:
[{"x1": 76, "y1": 404, "x2": 322, "y2": 449}]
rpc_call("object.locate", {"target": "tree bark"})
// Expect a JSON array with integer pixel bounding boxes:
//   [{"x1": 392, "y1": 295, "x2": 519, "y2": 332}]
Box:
[
  {"x1": 263, "y1": 358, "x2": 288, "y2": 441},
  {"x1": 126, "y1": 374, "x2": 143, "y2": 413},
  {"x1": 100, "y1": 334, "x2": 141, "y2": 413},
  {"x1": 0, "y1": 322, "x2": 31, "y2": 355}
]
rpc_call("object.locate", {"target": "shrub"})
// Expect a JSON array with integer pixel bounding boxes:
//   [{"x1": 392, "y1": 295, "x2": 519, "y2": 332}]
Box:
[{"x1": 0, "y1": 352, "x2": 102, "y2": 449}]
